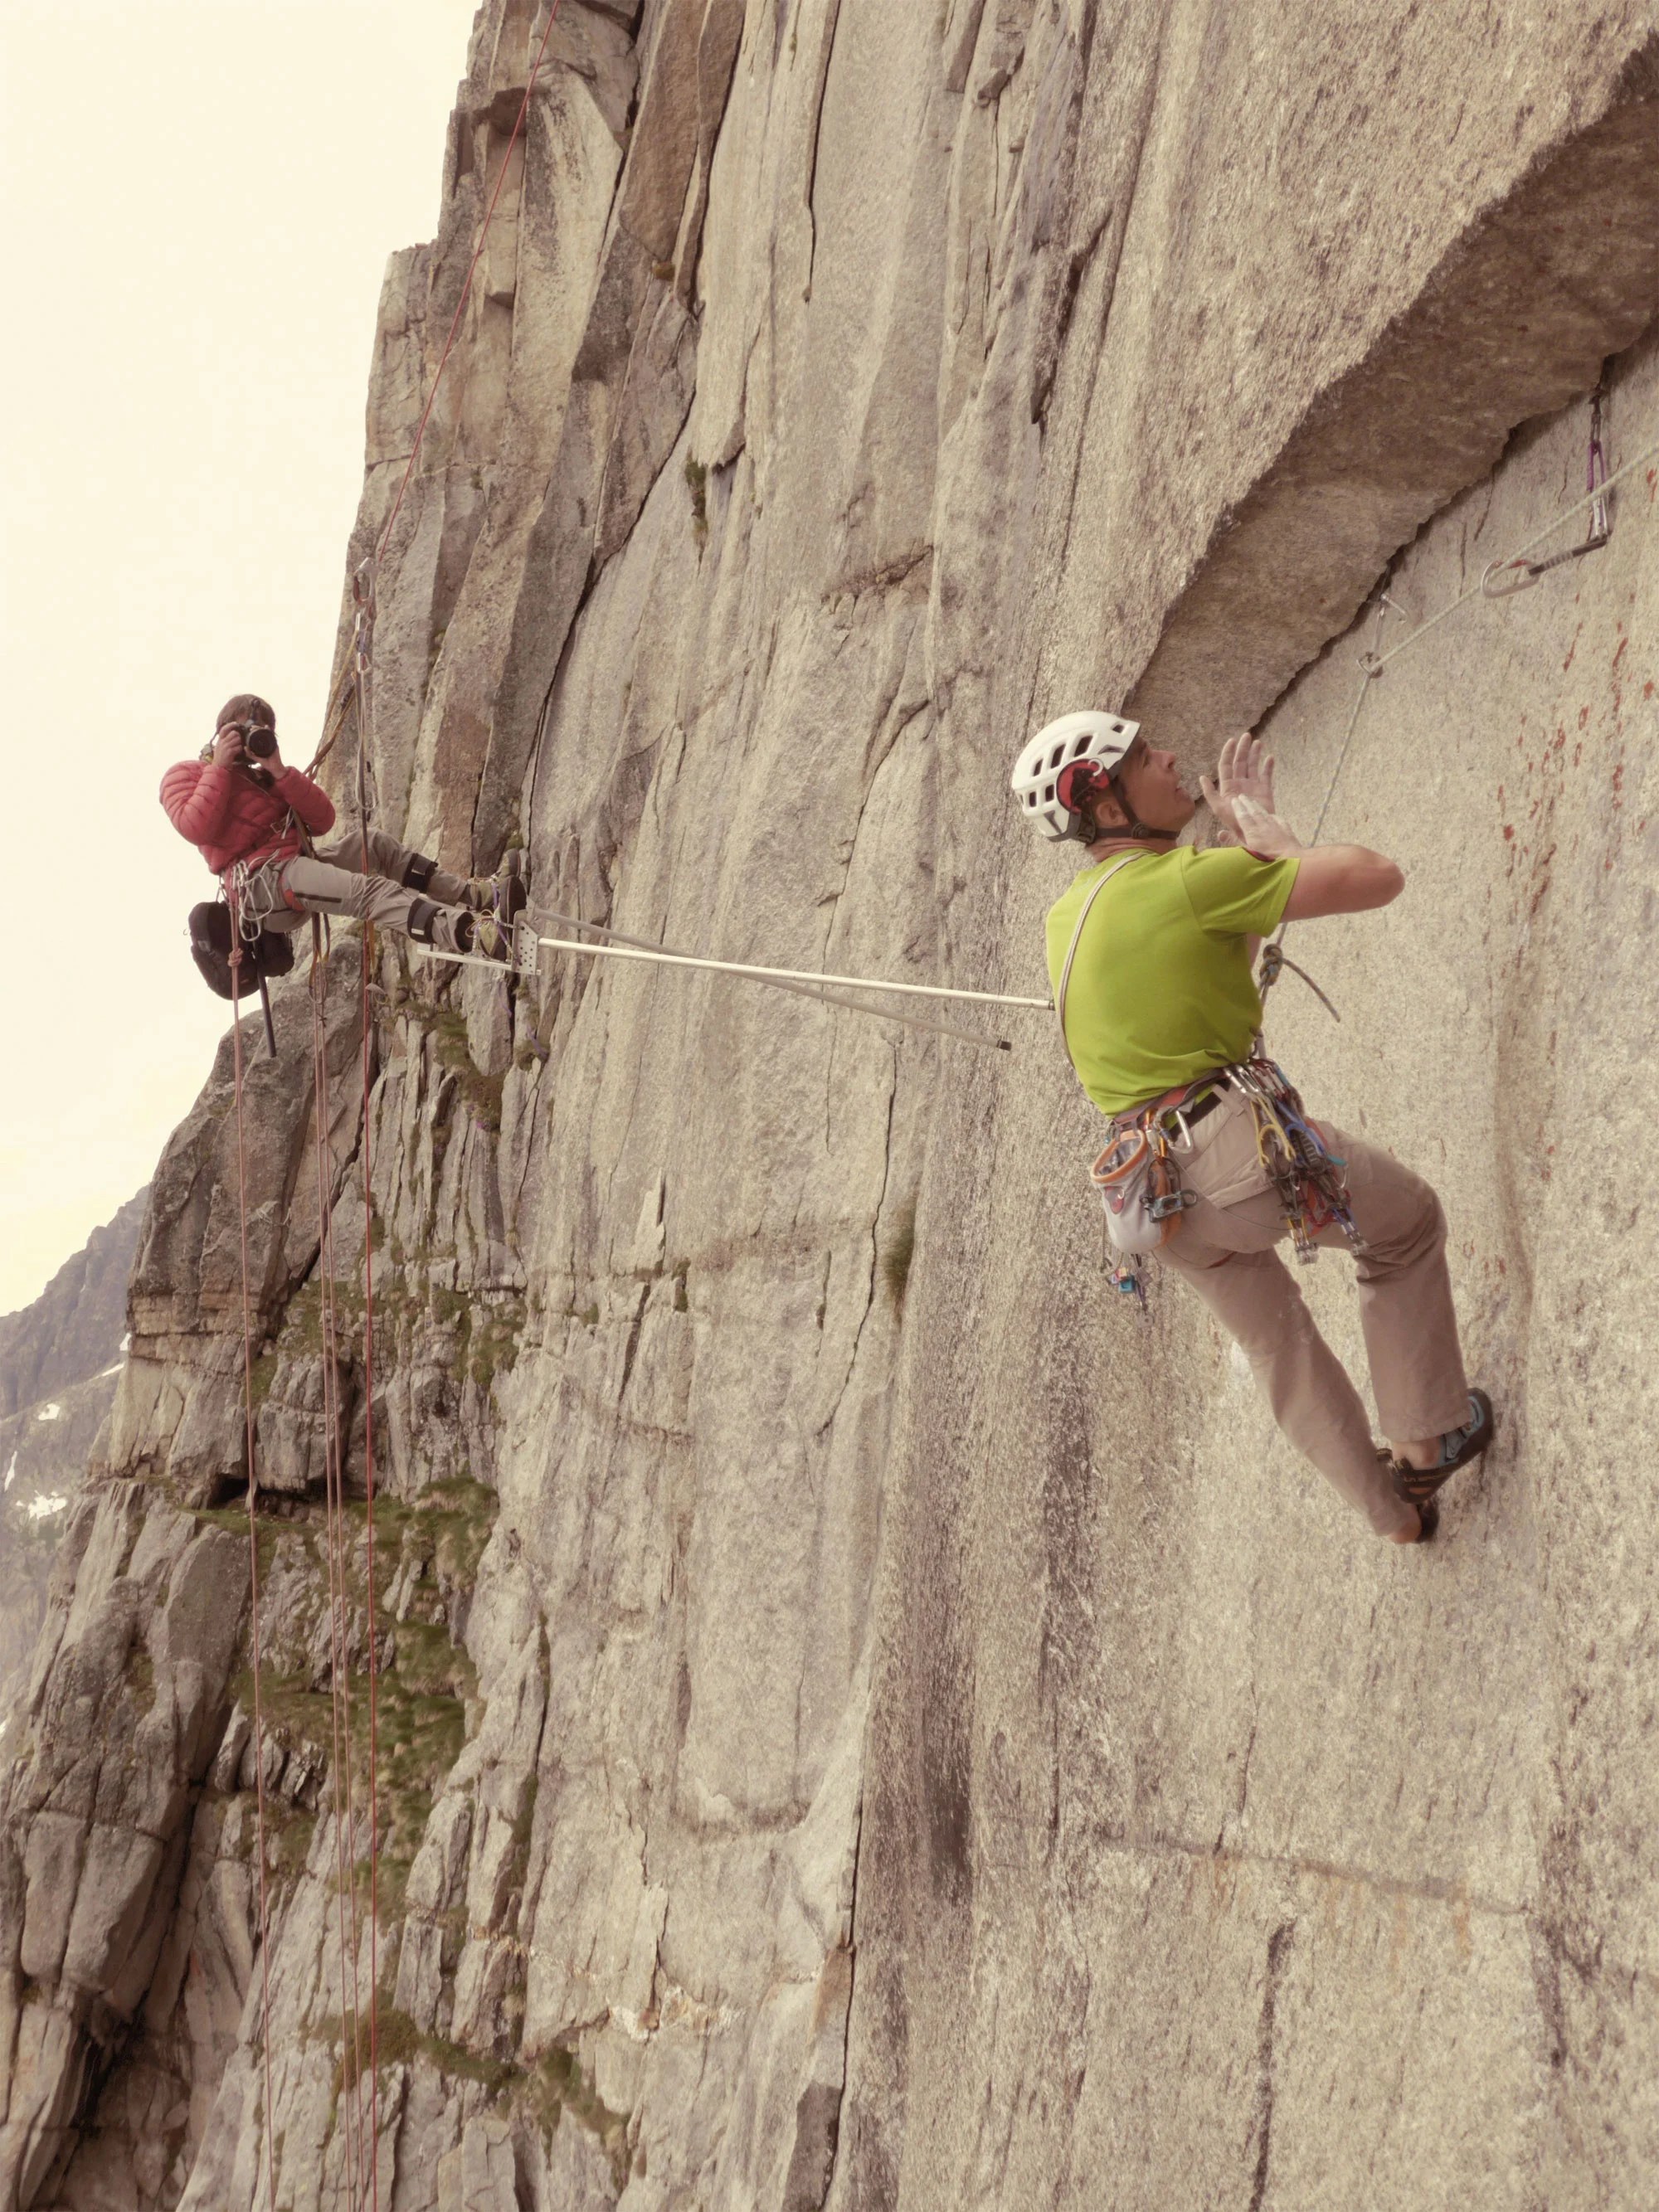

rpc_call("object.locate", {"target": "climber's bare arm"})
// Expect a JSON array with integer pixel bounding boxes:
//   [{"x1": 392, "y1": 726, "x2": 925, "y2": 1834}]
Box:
[{"x1": 1232, "y1": 796, "x2": 1404, "y2": 921}]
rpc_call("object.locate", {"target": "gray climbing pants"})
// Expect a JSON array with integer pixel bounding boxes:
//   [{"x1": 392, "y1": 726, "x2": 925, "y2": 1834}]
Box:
[
  {"x1": 240, "y1": 829, "x2": 474, "y2": 953},
  {"x1": 1160, "y1": 1085, "x2": 1471, "y2": 1538}
]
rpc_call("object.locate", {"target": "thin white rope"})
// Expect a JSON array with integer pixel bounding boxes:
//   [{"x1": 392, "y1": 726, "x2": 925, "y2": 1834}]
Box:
[
  {"x1": 533, "y1": 932, "x2": 1052, "y2": 1009},
  {"x1": 406, "y1": 934, "x2": 1016, "y2": 1049},
  {"x1": 528, "y1": 908, "x2": 1016, "y2": 1048}
]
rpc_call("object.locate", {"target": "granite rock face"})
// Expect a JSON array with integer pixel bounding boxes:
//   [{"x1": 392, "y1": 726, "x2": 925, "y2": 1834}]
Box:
[{"x1": 4, "y1": 2, "x2": 1659, "y2": 2207}]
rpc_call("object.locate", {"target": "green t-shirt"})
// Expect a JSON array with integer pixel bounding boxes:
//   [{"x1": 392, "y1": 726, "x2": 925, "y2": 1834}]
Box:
[{"x1": 1045, "y1": 847, "x2": 1300, "y2": 1116}]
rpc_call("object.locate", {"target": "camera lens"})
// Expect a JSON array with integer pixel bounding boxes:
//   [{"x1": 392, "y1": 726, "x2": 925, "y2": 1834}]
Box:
[{"x1": 244, "y1": 727, "x2": 277, "y2": 758}]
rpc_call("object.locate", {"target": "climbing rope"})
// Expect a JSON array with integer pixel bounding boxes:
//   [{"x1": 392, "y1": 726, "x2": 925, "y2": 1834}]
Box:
[
  {"x1": 308, "y1": 926, "x2": 370, "y2": 2202},
  {"x1": 1263, "y1": 409, "x2": 1659, "y2": 1000},
  {"x1": 348, "y1": 630, "x2": 384, "y2": 2212},
  {"x1": 528, "y1": 906, "x2": 1023, "y2": 1048},
  {"x1": 227, "y1": 903, "x2": 280, "y2": 2212}
]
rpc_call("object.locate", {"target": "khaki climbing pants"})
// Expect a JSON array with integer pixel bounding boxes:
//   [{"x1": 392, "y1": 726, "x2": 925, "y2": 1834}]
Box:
[
  {"x1": 239, "y1": 828, "x2": 475, "y2": 953},
  {"x1": 1160, "y1": 1085, "x2": 1470, "y2": 1539}
]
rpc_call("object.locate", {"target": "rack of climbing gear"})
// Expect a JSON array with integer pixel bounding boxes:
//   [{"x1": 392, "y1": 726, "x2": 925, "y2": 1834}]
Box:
[
  {"x1": 1262, "y1": 390, "x2": 1659, "y2": 1010},
  {"x1": 1228, "y1": 1057, "x2": 1363, "y2": 1262},
  {"x1": 1088, "y1": 1104, "x2": 1199, "y2": 1313}
]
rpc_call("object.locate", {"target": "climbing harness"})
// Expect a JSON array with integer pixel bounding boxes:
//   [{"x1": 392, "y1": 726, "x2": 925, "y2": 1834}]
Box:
[
  {"x1": 226, "y1": 901, "x2": 281, "y2": 2212},
  {"x1": 1262, "y1": 396, "x2": 1659, "y2": 1009}
]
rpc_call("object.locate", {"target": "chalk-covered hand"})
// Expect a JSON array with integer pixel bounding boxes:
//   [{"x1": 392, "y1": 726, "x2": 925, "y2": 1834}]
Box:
[
  {"x1": 1230, "y1": 794, "x2": 1303, "y2": 861},
  {"x1": 1199, "y1": 732, "x2": 1277, "y2": 845}
]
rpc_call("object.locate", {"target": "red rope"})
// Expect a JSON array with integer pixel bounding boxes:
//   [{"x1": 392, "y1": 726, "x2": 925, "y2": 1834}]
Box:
[
  {"x1": 358, "y1": 911, "x2": 382, "y2": 2212},
  {"x1": 374, "y1": 0, "x2": 567, "y2": 565},
  {"x1": 229, "y1": 911, "x2": 280, "y2": 2212},
  {"x1": 309, "y1": 933, "x2": 366, "y2": 2198}
]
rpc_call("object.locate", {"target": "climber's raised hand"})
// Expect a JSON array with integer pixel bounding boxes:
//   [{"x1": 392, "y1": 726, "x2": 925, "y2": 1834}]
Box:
[
  {"x1": 1230, "y1": 793, "x2": 1303, "y2": 861},
  {"x1": 1199, "y1": 732, "x2": 1277, "y2": 845}
]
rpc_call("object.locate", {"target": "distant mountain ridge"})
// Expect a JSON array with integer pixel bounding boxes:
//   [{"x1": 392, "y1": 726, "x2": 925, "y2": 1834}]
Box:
[
  {"x1": 0, "y1": 1188, "x2": 148, "y2": 1417},
  {"x1": 0, "y1": 1189, "x2": 148, "y2": 1709}
]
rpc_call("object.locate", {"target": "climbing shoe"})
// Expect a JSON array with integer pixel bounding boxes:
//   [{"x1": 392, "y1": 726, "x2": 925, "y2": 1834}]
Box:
[
  {"x1": 1374, "y1": 1447, "x2": 1438, "y2": 1541},
  {"x1": 494, "y1": 849, "x2": 528, "y2": 926},
  {"x1": 465, "y1": 913, "x2": 516, "y2": 965},
  {"x1": 1385, "y1": 1388, "x2": 1495, "y2": 1518},
  {"x1": 463, "y1": 852, "x2": 528, "y2": 923}
]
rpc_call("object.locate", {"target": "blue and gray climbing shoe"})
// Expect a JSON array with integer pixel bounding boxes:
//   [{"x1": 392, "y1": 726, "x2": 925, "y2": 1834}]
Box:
[{"x1": 1386, "y1": 1387, "x2": 1495, "y2": 1532}]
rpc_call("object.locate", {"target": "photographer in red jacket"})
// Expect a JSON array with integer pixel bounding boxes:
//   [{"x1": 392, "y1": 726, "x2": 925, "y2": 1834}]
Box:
[{"x1": 161, "y1": 693, "x2": 520, "y2": 960}]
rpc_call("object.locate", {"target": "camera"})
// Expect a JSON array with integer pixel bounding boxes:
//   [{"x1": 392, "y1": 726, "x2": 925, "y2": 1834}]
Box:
[{"x1": 241, "y1": 725, "x2": 278, "y2": 759}]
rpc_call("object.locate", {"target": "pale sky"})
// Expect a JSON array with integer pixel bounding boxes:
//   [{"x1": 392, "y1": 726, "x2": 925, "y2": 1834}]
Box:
[{"x1": 0, "y1": 2, "x2": 475, "y2": 1315}]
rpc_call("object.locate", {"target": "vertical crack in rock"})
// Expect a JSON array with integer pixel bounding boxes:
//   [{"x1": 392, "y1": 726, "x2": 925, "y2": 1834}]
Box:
[
  {"x1": 781, "y1": 1791, "x2": 863, "y2": 2211},
  {"x1": 1248, "y1": 1920, "x2": 1297, "y2": 2212},
  {"x1": 802, "y1": 0, "x2": 845, "y2": 293}
]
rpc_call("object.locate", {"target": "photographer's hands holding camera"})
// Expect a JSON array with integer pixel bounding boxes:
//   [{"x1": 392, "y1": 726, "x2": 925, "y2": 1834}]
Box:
[{"x1": 214, "y1": 722, "x2": 284, "y2": 775}]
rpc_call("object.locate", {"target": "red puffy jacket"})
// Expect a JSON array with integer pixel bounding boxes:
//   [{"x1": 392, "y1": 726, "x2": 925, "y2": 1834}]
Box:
[{"x1": 160, "y1": 758, "x2": 337, "y2": 878}]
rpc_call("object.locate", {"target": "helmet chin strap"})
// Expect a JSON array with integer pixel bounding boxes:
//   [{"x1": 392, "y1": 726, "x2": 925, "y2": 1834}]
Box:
[{"x1": 1082, "y1": 773, "x2": 1165, "y2": 843}]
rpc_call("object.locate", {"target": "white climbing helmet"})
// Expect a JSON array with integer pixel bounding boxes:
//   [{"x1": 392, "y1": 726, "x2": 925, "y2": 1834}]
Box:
[{"x1": 1010, "y1": 710, "x2": 1141, "y2": 842}]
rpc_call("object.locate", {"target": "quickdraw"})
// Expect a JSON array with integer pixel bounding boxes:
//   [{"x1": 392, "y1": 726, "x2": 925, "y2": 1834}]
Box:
[
  {"x1": 1481, "y1": 382, "x2": 1609, "y2": 597},
  {"x1": 1228, "y1": 1057, "x2": 1364, "y2": 1263}
]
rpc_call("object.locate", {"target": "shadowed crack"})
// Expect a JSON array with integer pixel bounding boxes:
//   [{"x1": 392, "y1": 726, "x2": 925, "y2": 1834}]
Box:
[
  {"x1": 1126, "y1": 40, "x2": 1659, "y2": 761},
  {"x1": 1248, "y1": 1920, "x2": 1297, "y2": 2212}
]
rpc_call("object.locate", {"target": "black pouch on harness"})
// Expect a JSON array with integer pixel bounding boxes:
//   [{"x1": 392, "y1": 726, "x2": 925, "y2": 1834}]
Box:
[{"x1": 187, "y1": 902, "x2": 296, "y2": 1002}]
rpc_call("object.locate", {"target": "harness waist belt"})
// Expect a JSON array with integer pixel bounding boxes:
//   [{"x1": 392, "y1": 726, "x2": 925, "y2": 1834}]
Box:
[{"x1": 1115, "y1": 1070, "x2": 1231, "y2": 1133}]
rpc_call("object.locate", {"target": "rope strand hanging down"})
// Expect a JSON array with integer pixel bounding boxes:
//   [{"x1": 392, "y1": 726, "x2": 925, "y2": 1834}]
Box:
[
  {"x1": 308, "y1": 927, "x2": 368, "y2": 2204},
  {"x1": 227, "y1": 909, "x2": 280, "y2": 2212}
]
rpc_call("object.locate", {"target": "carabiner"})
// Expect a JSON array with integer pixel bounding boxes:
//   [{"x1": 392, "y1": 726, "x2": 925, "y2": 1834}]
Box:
[{"x1": 1481, "y1": 557, "x2": 1538, "y2": 599}]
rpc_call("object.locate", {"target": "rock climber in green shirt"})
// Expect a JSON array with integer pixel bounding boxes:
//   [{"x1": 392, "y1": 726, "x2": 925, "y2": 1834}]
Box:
[{"x1": 1011, "y1": 712, "x2": 1492, "y2": 1543}]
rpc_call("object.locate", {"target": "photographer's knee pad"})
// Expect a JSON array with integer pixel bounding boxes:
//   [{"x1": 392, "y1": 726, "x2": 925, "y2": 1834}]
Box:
[
  {"x1": 401, "y1": 853, "x2": 439, "y2": 893},
  {"x1": 407, "y1": 897, "x2": 441, "y2": 945}
]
